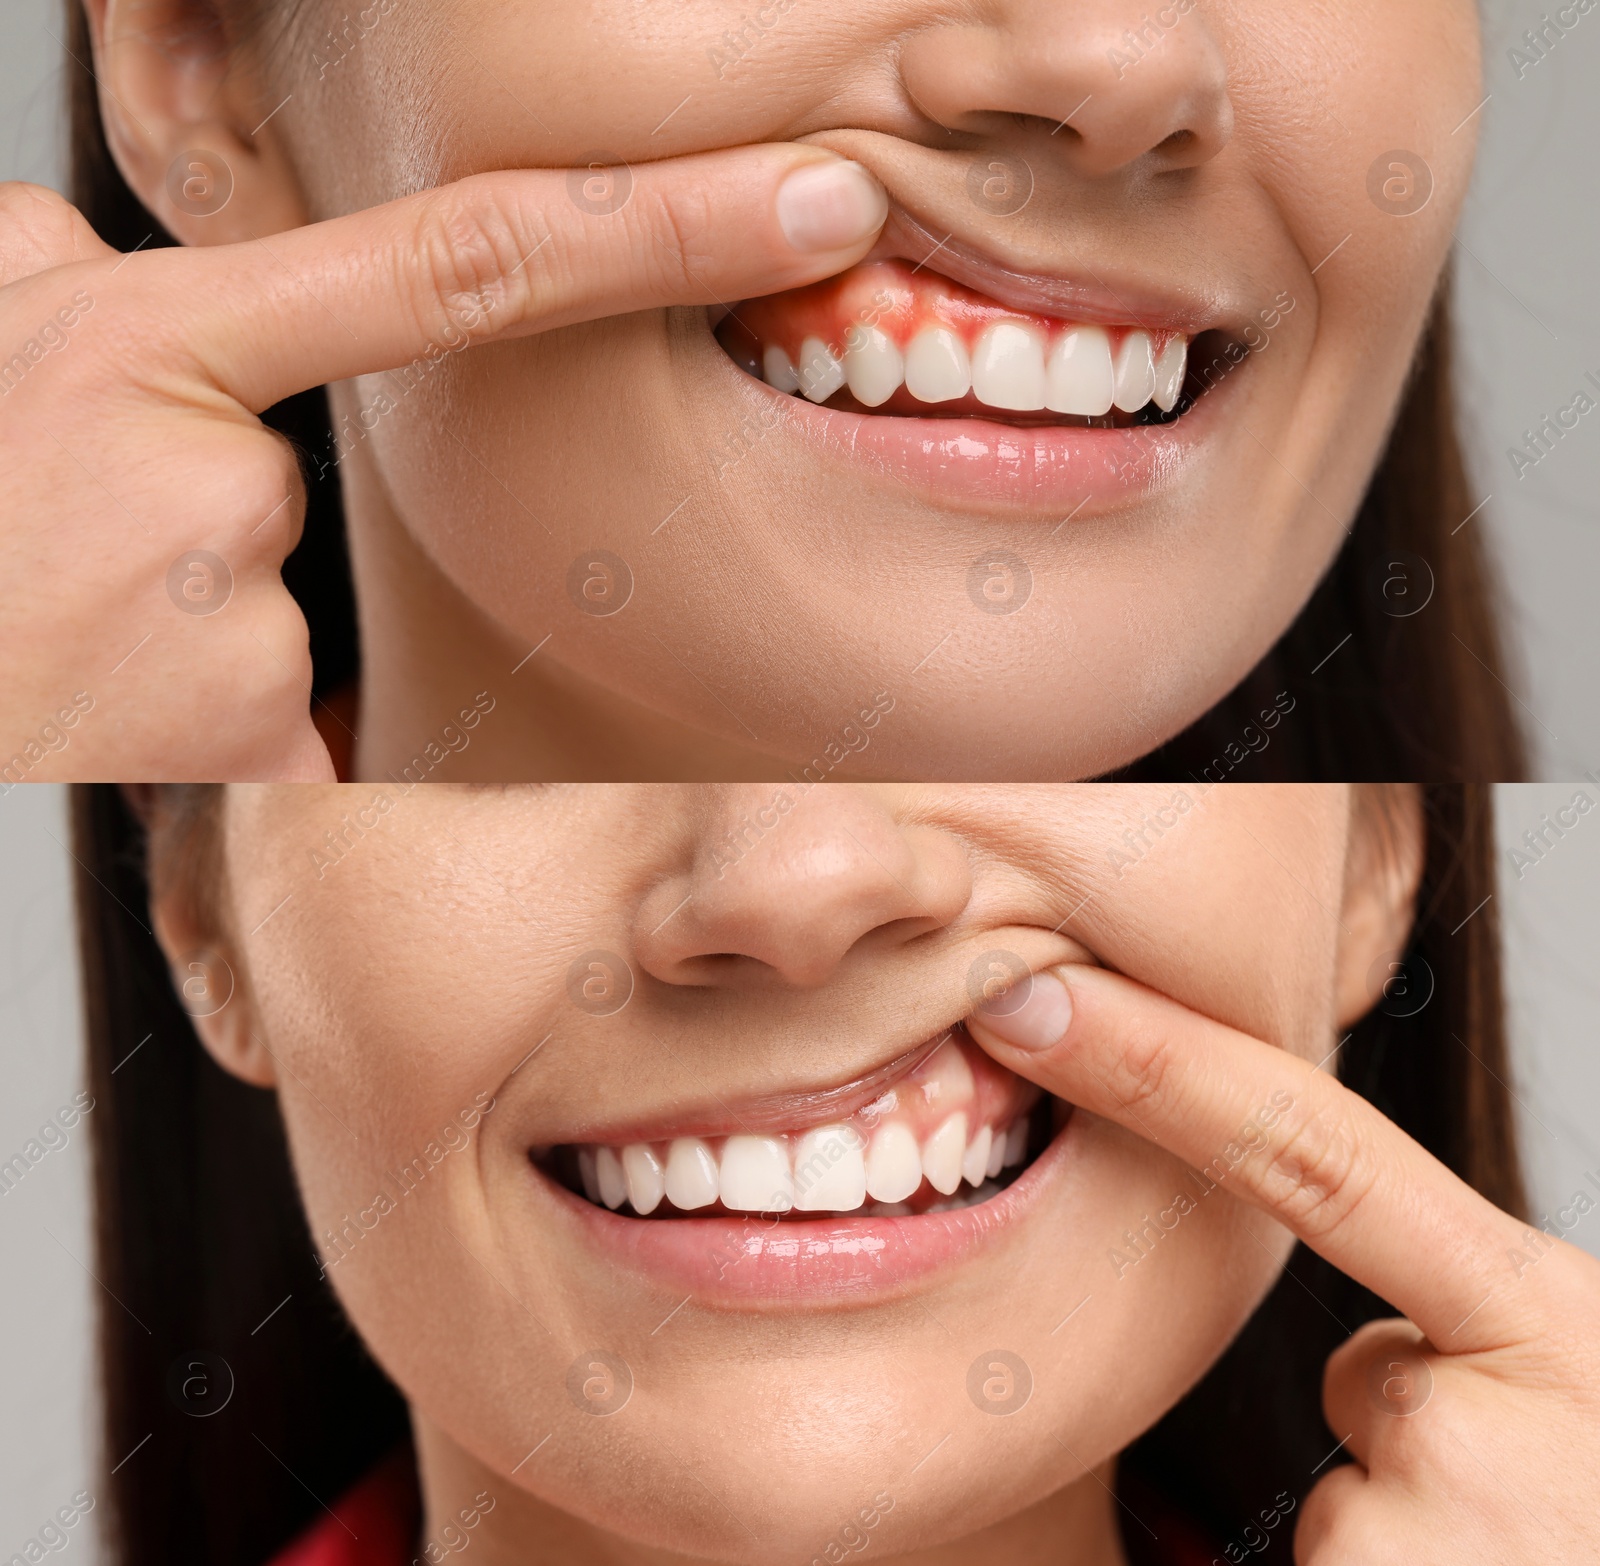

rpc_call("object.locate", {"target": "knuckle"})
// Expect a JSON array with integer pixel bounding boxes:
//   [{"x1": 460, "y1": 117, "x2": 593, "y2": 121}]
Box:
[
  {"x1": 415, "y1": 179, "x2": 536, "y2": 339},
  {"x1": 0, "y1": 183, "x2": 95, "y2": 278},
  {"x1": 1106, "y1": 1015, "x2": 1181, "y2": 1122},
  {"x1": 621, "y1": 181, "x2": 707, "y2": 295},
  {"x1": 247, "y1": 590, "x2": 314, "y2": 694},
  {"x1": 1260, "y1": 1079, "x2": 1378, "y2": 1239}
]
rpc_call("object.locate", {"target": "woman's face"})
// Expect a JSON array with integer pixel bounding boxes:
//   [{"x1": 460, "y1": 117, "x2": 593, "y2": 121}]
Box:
[
  {"x1": 171, "y1": 784, "x2": 1414, "y2": 1560},
  {"x1": 217, "y1": 0, "x2": 1482, "y2": 778}
]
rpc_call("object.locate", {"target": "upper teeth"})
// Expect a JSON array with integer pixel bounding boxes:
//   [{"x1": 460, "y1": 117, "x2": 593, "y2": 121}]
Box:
[
  {"x1": 575, "y1": 1114, "x2": 1030, "y2": 1218},
  {"x1": 765, "y1": 323, "x2": 1188, "y2": 418}
]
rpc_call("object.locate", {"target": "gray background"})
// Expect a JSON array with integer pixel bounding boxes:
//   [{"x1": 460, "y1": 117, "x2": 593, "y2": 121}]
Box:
[
  {"x1": 3, "y1": 784, "x2": 1599, "y2": 1549},
  {"x1": 1, "y1": 0, "x2": 1597, "y2": 777}
]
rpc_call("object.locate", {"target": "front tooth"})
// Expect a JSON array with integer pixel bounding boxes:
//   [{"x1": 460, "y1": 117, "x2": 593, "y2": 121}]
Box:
[
  {"x1": 865, "y1": 1121, "x2": 923, "y2": 1203},
  {"x1": 842, "y1": 325, "x2": 904, "y2": 408},
  {"x1": 797, "y1": 336, "x2": 845, "y2": 403},
  {"x1": 1113, "y1": 329, "x2": 1157, "y2": 412},
  {"x1": 1045, "y1": 326, "x2": 1115, "y2": 417},
  {"x1": 961, "y1": 1125, "x2": 993, "y2": 1189},
  {"x1": 762, "y1": 344, "x2": 800, "y2": 395},
  {"x1": 793, "y1": 1124, "x2": 868, "y2": 1212},
  {"x1": 1002, "y1": 1119, "x2": 1029, "y2": 1167},
  {"x1": 595, "y1": 1146, "x2": 627, "y2": 1210},
  {"x1": 621, "y1": 1143, "x2": 665, "y2": 1215},
  {"x1": 971, "y1": 321, "x2": 1046, "y2": 411},
  {"x1": 664, "y1": 1136, "x2": 720, "y2": 1210},
  {"x1": 985, "y1": 1127, "x2": 1006, "y2": 1179},
  {"x1": 1151, "y1": 334, "x2": 1188, "y2": 413},
  {"x1": 720, "y1": 1135, "x2": 793, "y2": 1212},
  {"x1": 903, "y1": 325, "x2": 971, "y2": 404},
  {"x1": 577, "y1": 1147, "x2": 602, "y2": 1204},
  {"x1": 922, "y1": 1112, "x2": 967, "y2": 1196}
]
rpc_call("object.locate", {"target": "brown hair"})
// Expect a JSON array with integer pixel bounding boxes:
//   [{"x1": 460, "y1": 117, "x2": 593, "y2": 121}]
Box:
[
  {"x1": 62, "y1": 3, "x2": 1527, "y2": 781},
  {"x1": 74, "y1": 783, "x2": 1526, "y2": 1564}
]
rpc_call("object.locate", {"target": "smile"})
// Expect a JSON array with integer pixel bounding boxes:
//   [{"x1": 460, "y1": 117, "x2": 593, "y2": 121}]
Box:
[
  {"x1": 716, "y1": 260, "x2": 1193, "y2": 427},
  {"x1": 698, "y1": 217, "x2": 1252, "y2": 516},
  {"x1": 528, "y1": 1028, "x2": 1072, "y2": 1304}
]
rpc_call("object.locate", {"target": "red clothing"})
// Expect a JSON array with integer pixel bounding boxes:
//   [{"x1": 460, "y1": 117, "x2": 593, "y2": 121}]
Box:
[{"x1": 267, "y1": 1452, "x2": 1218, "y2": 1566}]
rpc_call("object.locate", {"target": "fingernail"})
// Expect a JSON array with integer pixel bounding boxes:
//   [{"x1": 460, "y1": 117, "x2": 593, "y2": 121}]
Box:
[
  {"x1": 975, "y1": 969, "x2": 1073, "y2": 1052},
  {"x1": 776, "y1": 159, "x2": 888, "y2": 253}
]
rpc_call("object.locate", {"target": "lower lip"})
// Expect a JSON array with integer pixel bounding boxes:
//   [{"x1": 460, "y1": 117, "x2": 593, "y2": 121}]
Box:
[
  {"x1": 532, "y1": 1111, "x2": 1074, "y2": 1308},
  {"x1": 705, "y1": 341, "x2": 1225, "y2": 519}
]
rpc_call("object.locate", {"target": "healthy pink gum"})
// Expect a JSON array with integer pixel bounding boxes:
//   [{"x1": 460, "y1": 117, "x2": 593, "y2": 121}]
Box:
[{"x1": 726, "y1": 260, "x2": 1182, "y2": 368}]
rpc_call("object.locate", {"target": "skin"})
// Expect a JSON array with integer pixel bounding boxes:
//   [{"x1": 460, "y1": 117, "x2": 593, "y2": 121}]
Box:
[
  {"x1": 149, "y1": 780, "x2": 1580, "y2": 1566},
  {"x1": 10, "y1": 0, "x2": 1481, "y2": 779}
]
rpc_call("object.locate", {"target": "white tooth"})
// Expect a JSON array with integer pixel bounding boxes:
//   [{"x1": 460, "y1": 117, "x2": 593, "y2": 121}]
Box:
[
  {"x1": 797, "y1": 336, "x2": 845, "y2": 403},
  {"x1": 595, "y1": 1145, "x2": 627, "y2": 1210},
  {"x1": 1113, "y1": 329, "x2": 1157, "y2": 412},
  {"x1": 842, "y1": 325, "x2": 904, "y2": 408},
  {"x1": 577, "y1": 1147, "x2": 602, "y2": 1204},
  {"x1": 1151, "y1": 334, "x2": 1188, "y2": 413},
  {"x1": 985, "y1": 1127, "x2": 1006, "y2": 1179},
  {"x1": 793, "y1": 1124, "x2": 868, "y2": 1212},
  {"x1": 961, "y1": 1125, "x2": 993, "y2": 1189},
  {"x1": 621, "y1": 1143, "x2": 665, "y2": 1215},
  {"x1": 664, "y1": 1136, "x2": 720, "y2": 1211},
  {"x1": 922, "y1": 1112, "x2": 967, "y2": 1196},
  {"x1": 1045, "y1": 325, "x2": 1115, "y2": 417},
  {"x1": 719, "y1": 1135, "x2": 793, "y2": 1212},
  {"x1": 865, "y1": 1121, "x2": 923, "y2": 1203},
  {"x1": 762, "y1": 344, "x2": 800, "y2": 395},
  {"x1": 903, "y1": 325, "x2": 971, "y2": 404},
  {"x1": 970, "y1": 321, "x2": 1046, "y2": 411},
  {"x1": 1003, "y1": 1119, "x2": 1029, "y2": 1167}
]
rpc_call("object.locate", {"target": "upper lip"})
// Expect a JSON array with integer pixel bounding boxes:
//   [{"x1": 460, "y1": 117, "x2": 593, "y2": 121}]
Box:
[
  {"x1": 539, "y1": 1027, "x2": 959, "y2": 1148},
  {"x1": 865, "y1": 201, "x2": 1233, "y2": 335}
]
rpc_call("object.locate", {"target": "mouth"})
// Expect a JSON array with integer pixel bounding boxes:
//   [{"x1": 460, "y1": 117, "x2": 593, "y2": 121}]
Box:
[
  {"x1": 528, "y1": 1026, "x2": 1070, "y2": 1304},
  {"x1": 706, "y1": 246, "x2": 1247, "y2": 514},
  {"x1": 715, "y1": 258, "x2": 1205, "y2": 430}
]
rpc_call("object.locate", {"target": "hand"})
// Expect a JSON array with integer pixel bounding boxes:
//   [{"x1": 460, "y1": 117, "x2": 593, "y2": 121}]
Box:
[
  {"x1": 0, "y1": 151, "x2": 886, "y2": 780},
  {"x1": 967, "y1": 963, "x2": 1600, "y2": 1564}
]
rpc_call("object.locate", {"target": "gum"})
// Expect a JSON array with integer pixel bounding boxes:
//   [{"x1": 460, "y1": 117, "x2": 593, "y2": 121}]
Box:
[{"x1": 722, "y1": 259, "x2": 1180, "y2": 369}]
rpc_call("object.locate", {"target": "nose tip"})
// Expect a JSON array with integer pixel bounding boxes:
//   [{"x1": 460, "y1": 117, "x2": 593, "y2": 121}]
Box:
[
  {"x1": 898, "y1": 4, "x2": 1234, "y2": 181},
  {"x1": 633, "y1": 788, "x2": 972, "y2": 988}
]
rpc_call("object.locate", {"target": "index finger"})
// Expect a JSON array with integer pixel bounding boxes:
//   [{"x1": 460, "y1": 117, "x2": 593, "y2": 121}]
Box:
[
  {"x1": 967, "y1": 963, "x2": 1538, "y2": 1355},
  {"x1": 120, "y1": 146, "x2": 887, "y2": 413}
]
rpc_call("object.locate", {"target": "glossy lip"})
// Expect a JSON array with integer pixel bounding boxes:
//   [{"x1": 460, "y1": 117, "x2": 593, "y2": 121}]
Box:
[
  {"x1": 527, "y1": 1103, "x2": 1076, "y2": 1308},
  {"x1": 704, "y1": 334, "x2": 1233, "y2": 516}
]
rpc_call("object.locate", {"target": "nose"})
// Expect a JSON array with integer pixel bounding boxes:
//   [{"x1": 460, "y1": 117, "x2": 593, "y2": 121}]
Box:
[
  {"x1": 633, "y1": 787, "x2": 973, "y2": 988},
  {"x1": 899, "y1": 0, "x2": 1233, "y2": 179}
]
